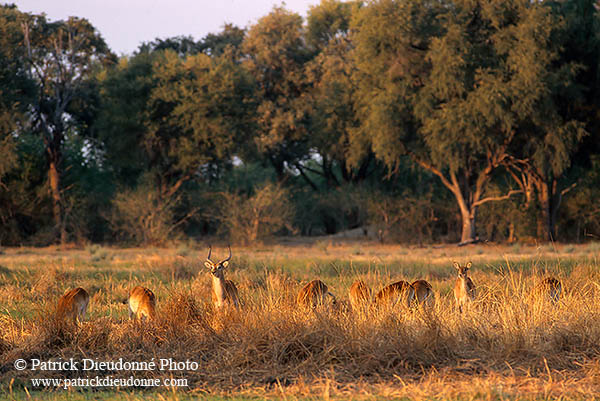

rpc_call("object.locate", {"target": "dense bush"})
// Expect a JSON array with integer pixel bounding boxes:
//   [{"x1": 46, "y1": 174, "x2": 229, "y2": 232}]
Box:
[{"x1": 216, "y1": 182, "x2": 294, "y2": 244}]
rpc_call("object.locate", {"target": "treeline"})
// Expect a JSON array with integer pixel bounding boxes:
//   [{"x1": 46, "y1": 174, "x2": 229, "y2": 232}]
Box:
[{"x1": 1, "y1": 0, "x2": 599, "y2": 246}]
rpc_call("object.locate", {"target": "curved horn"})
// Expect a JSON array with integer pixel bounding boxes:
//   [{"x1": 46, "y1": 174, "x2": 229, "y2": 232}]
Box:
[
  {"x1": 207, "y1": 245, "x2": 212, "y2": 261},
  {"x1": 221, "y1": 245, "x2": 232, "y2": 263}
]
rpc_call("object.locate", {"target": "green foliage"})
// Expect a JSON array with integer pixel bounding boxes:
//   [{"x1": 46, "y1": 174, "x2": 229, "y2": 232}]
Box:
[
  {"x1": 242, "y1": 6, "x2": 313, "y2": 177},
  {"x1": 560, "y1": 156, "x2": 600, "y2": 241},
  {"x1": 94, "y1": 53, "x2": 156, "y2": 187},
  {"x1": 0, "y1": 5, "x2": 34, "y2": 184},
  {"x1": 1, "y1": 0, "x2": 600, "y2": 245},
  {"x1": 148, "y1": 48, "x2": 255, "y2": 182},
  {"x1": 306, "y1": 0, "x2": 357, "y2": 49},
  {"x1": 291, "y1": 185, "x2": 368, "y2": 236},
  {"x1": 140, "y1": 35, "x2": 202, "y2": 56},
  {"x1": 0, "y1": 133, "x2": 51, "y2": 245},
  {"x1": 200, "y1": 24, "x2": 245, "y2": 57},
  {"x1": 303, "y1": 0, "x2": 372, "y2": 188}
]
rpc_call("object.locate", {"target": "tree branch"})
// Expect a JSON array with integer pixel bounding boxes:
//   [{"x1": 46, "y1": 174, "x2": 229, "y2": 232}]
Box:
[
  {"x1": 295, "y1": 163, "x2": 319, "y2": 191},
  {"x1": 408, "y1": 152, "x2": 455, "y2": 192},
  {"x1": 560, "y1": 181, "x2": 577, "y2": 196},
  {"x1": 472, "y1": 189, "x2": 522, "y2": 207},
  {"x1": 298, "y1": 163, "x2": 326, "y2": 177}
]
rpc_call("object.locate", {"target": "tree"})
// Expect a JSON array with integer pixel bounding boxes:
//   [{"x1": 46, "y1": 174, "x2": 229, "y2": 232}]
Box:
[
  {"x1": 146, "y1": 48, "x2": 256, "y2": 197},
  {"x1": 0, "y1": 5, "x2": 33, "y2": 186},
  {"x1": 242, "y1": 7, "x2": 314, "y2": 181},
  {"x1": 351, "y1": 0, "x2": 563, "y2": 243},
  {"x1": 96, "y1": 46, "x2": 255, "y2": 241},
  {"x1": 303, "y1": 0, "x2": 373, "y2": 189},
  {"x1": 200, "y1": 24, "x2": 245, "y2": 57},
  {"x1": 21, "y1": 13, "x2": 115, "y2": 243},
  {"x1": 140, "y1": 35, "x2": 202, "y2": 56},
  {"x1": 94, "y1": 51, "x2": 157, "y2": 187},
  {"x1": 504, "y1": 0, "x2": 598, "y2": 241}
]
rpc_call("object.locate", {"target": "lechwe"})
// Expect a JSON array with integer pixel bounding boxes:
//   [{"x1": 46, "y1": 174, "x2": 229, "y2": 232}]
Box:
[
  {"x1": 128, "y1": 286, "x2": 156, "y2": 320},
  {"x1": 375, "y1": 280, "x2": 415, "y2": 309},
  {"x1": 297, "y1": 279, "x2": 336, "y2": 309},
  {"x1": 348, "y1": 280, "x2": 371, "y2": 312},
  {"x1": 56, "y1": 287, "x2": 89, "y2": 323},
  {"x1": 534, "y1": 277, "x2": 562, "y2": 304},
  {"x1": 453, "y1": 261, "x2": 476, "y2": 313},
  {"x1": 204, "y1": 245, "x2": 239, "y2": 309},
  {"x1": 411, "y1": 279, "x2": 434, "y2": 307}
]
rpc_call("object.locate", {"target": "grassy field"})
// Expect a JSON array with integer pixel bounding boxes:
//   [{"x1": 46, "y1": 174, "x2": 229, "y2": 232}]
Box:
[{"x1": 1, "y1": 241, "x2": 600, "y2": 400}]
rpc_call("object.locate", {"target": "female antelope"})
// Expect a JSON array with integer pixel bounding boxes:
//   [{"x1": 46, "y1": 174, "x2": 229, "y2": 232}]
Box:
[
  {"x1": 128, "y1": 286, "x2": 156, "y2": 320},
  {"x1": 375, "y1": 280, "x2": 415, "y2": 308},
  {"x1": 297, "y1": 279, "x2": 336, "y2": 309},
  {"x1": 349, "y1": 280, "x2": 371, "y2": 312},
  {"x1": 411, "y1": 279, "x2": 434, "y2": 307},
  {"x1": 453, "y1": 261, "x2": 476, "y2": 312},
  {"x1": 56, "y1": 287, "x2": 89, "y2": 323},
  {"x1": 205, "y1": 245, "x2": 239, "y2": 309},
  {"x1": 535, "y1": 277, "x2": 562, "y2": 304}
]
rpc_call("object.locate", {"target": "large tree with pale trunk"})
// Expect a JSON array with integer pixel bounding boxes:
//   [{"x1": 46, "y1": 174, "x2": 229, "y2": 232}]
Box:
[{"x1": 350, "y1": 0, "x2": 570, "y2": 243}]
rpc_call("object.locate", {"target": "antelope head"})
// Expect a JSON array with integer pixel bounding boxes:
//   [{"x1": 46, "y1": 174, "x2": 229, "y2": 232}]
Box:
[
  {"x1": 204, "y1": 245, "x2": 232, "y2": 277},
  {"x1": 453, "y1": 261, "x2": 472, "y2": 279}
]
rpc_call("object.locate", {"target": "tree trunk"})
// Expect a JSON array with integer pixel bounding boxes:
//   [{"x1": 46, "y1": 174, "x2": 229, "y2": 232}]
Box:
[
  {"x1": 48, "y1": 154, "x2": 66, "y2": 244},
  {"x1": 269, "y1": 154, "x2": 287, "y2": 183},
  {"x1": 534, "y1": 176, "x2": 559, "y2": 242},
  {"x1": 411, "y1": 153, "x2": 516, "y2": 245},
  {"x1": 458, "y1": 201, "x2": 477, "y2": 244},
  {"x1": 538, "y1": 183, "x2": 554, "y2": 241}
]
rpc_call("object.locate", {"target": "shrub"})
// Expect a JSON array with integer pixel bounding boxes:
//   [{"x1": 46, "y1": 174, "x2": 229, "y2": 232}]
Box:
[
  {"x1": 216, "y1": 182, "x2": 294, "y2": 244},
  {"x1": 366, "y1": 191, "x2": 442, "y2": 244},
  {"x1": 108, "y1": 183, "x2": 190, "y2": 245}
]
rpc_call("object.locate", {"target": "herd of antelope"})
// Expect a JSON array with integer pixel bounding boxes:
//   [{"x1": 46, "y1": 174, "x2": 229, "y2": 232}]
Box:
[{"x1": 54, "y1": 248, "x2": 563, "y2": 323}]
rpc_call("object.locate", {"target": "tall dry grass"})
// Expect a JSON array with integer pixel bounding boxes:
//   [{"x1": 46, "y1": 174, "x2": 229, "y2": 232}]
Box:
[{"x1": 1, "y1": 244, "x2": 600, "y2": 398}]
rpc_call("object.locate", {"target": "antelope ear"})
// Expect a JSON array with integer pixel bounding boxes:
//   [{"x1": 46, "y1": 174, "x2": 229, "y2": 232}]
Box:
[
  {"x1": 466, "y1": 261, "x2": 472, "y2": 269},
  {"x1": 204, "y1": 261, "x2": 213, "y2": 269},
  {"x1": 222, "y1": 261, "x2": 229, "y2": 268},
  {"x1": 453, "y1": 261, "x2": 460, "y2": 269}
]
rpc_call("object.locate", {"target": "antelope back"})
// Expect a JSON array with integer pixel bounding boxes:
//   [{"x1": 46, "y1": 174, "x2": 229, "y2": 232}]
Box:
[
  {"x1": 128, "y1": 286, "x2": 156, "y2": 320},
  {"x1": 411, "y1": 280, "x2": 433, "y2": 306},
  {"x1": 297, "y1": 279, "x2": 330, "y2": 308},
  {"x1": 536, "y1": 277, "x2": 562, "y2": 303},
  {"x1": 375, "y1": 280, "x2": 414, "y2": 307},
  {"x1": 349, "y1": 280, "x2": 371, "y2": 311},
  {"x1": 57, "y1": 287, "x2": 89, "y2": 322}
]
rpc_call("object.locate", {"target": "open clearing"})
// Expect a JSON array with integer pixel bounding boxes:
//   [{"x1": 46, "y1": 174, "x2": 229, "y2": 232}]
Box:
[{"x1": 1, "y1": 241, "x2": 600, "y2": 400}]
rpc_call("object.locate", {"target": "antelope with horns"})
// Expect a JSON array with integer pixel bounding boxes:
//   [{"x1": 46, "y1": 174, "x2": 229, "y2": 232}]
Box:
[{"x1": 205, "y1": 245, "x2": 239, "y2": 309}]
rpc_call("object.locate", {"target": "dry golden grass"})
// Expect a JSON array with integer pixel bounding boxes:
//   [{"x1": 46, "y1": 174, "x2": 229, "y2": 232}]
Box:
[{"x1": 1, "y1": 242, "x2": 600, "y2": 399}]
